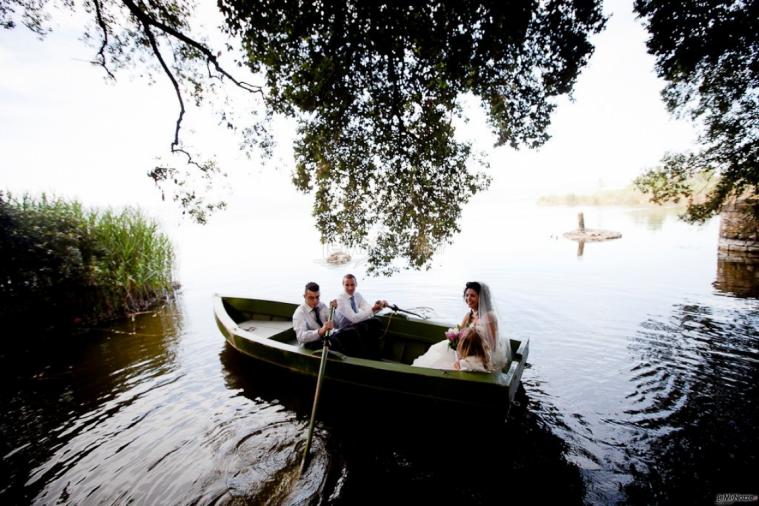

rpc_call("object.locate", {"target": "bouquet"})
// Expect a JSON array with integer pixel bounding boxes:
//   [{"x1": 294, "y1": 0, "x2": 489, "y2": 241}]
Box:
[{"x1": 445, "y1": 325, "x2": 462, "y2": 351}]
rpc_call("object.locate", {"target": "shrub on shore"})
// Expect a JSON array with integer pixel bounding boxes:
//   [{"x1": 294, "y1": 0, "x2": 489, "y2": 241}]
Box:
[{"x1": 0, "y1": 192, "x2": 176, "y2": 330}]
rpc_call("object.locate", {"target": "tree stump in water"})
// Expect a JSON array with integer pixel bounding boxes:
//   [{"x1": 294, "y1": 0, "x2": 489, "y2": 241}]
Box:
[{"x1": 563, "y1": 211, "x2": 622, "y2": 241}]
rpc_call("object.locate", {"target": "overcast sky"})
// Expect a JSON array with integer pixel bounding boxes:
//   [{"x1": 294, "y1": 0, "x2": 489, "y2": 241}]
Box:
[{"x1": 0, "y1": 0, "x2": 699, "y2": 220}]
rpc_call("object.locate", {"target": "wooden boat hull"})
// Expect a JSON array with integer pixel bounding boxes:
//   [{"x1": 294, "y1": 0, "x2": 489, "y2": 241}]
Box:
[{"x1": 214, "y1": 296, "x2": 529, "y2": 412}]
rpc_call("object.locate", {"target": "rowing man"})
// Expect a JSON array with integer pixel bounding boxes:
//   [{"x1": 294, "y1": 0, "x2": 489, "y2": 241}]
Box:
[
  {"x1": 333, "y1": 274, "x2": 388, "y2": 359},
  {"x1": 293, "y1": 281, "x2": 360, "y2": 356}
]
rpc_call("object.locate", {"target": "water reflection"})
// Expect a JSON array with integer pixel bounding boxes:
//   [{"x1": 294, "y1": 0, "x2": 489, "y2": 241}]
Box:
[
  {"x1": 3, "y1": 204, "x2": 757, "y2": 505},
  {"x1": 219, "y1": 346, "x2": 333, "y2": 503},
  {"x1": 619, "y1": 303, "x2": 759, "y2": 504},
  {"x1": 0, "y1": 304, "x2": 182, "y2": 503},
  {"x1": 625, "y1": 207, "x2": 677, "y2": 232},
  {"x1": 220, "y1": 345, "x2": 586, "y2": 504},
  {"x1": 329, "y1": 384, "x2": 587, "y2": 505},
  {"x1": 714, "y1": 258, "x2": 759, "y2": 298}
]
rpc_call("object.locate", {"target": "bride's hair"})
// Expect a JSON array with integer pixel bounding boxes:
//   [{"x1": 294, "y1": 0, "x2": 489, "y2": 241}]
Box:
[
  {"x1": 458, "y1": 328, "x2": 490, "y2": 370},
  {"x1": 463, "y1": 281, "x2": 481, "y2": 298}
]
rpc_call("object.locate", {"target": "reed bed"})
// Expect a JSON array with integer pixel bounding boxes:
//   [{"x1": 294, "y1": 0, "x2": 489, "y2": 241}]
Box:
[{"x1": 0, "y1": 192, "x2": 176, "y2": 329}]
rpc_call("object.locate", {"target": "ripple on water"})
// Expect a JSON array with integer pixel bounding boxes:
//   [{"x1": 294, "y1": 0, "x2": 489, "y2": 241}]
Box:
[
  {"x1": 27, "y1": 352, "x2": 333, "y2": 505},
  {"x1": 523, "y1": 298, "x2": 758, "y2": 504},
  {"x1": 594, "y1": 303, "x2": 759, "y2": 501},
  {"x1": 3, "y1": 280, "x2": 756, "y2": 506}
]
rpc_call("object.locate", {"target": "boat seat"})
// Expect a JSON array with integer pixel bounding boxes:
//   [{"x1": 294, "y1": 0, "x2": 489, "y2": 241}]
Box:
[
  {"x1": 237, "y1": 320, "x2": 293, "y2": 340},
  {"x1": 385, "y1": 339, "x2": 429, "y2": 365}
]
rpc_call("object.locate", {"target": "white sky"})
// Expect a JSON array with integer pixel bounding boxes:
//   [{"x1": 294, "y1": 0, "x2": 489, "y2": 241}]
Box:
[{"x1": 0, "y1": 0, "x2": 698, "y2": 218}]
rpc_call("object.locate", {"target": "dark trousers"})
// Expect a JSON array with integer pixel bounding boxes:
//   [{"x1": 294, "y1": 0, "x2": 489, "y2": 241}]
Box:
[
  {"x1": 304, "y1": 318, "x2": 385, "y2": 360},
  {"x1": 304, "y1": 327, "x2": 362, "y2": 356},
  {"x1": 347, "y1": 317, "x2": 385, "y2": 360}
]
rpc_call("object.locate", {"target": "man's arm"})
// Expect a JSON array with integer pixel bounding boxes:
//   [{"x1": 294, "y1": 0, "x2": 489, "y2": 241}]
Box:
[
  {"x1": 293, "y1": 307, "x2": 321, "y2": 344},
  {"x1": 337, "y1": 294, "x2": 374, "y2": 324},
  {"x1": 359, "y1": 292, "x2": 386, "y2": 314}
]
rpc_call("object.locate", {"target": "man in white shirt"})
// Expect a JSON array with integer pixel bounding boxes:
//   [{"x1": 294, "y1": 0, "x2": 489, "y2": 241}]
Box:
[
  {"x1": 334, "y1": 274, "x2": 387, "y2": 359},
  {"x1": 292, "y1": 281, "x2": 361, "y2": 355}
]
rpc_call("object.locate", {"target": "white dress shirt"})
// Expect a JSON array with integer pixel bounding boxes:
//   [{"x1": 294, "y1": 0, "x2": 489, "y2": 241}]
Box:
[
  {"x1": 334, "y1": 291, "x2": 374, "y2": 329},
  {"x1": 292, "y1": 302, "x2": 331, "y2": 345}
]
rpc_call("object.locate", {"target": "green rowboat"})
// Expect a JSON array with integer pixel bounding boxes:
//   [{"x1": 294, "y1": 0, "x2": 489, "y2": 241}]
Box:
[{"x1": 214, "y1": 295, "x2": 529, "y2": 411}]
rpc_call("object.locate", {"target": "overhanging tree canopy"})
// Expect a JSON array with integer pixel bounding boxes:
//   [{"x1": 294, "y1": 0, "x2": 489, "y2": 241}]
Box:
[
  {"x1": 2, "y1": 0, "x2": 606, "y2": 273},
  {"x1": 634, "y1": 0, "x2": 759, "y2": 221},
  {"x1": 222, "y1": 0, "x2": 606, "y2": 273}
]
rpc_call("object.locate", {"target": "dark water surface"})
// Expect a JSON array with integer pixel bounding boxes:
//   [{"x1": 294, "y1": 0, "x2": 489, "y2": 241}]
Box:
[{"x1": 1, "y1": 204, "x2": 757, "y2": 504}]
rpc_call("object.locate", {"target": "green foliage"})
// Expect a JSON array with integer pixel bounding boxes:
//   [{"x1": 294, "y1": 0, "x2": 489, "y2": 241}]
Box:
[
  {"x1": 220, "y1": 0, "x2": 606, "y2": 273},
  {"x1": 634, "y1": 0, "x2": 759, "y2": 221},
  {"x1": 0, "y1": 192, "x2": 176, "y2": 329},
  {"x1": 3, "y1": 0, "x2": 606, "y2": 274},
  {"x1": 147, "y1": 164, "x2": 228, "y2": 225}
]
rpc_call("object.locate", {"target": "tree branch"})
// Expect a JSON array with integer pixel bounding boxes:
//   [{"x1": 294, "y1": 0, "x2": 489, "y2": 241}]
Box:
[
  {"x1": 92, "y1": 0, "x2": 115, "y2": 79},
  {"x1": 138, "y1": 18, "x2": 184, "y2": 147},
  {"x1": 114, "y1": 0, "x2": 264, "y2": 168},
  {"x1": 130, "y1": 7, "x2": 201, "y2": 170},
  {"x1": 120, "y1": 0, "x2": 263, "y2": 96}
]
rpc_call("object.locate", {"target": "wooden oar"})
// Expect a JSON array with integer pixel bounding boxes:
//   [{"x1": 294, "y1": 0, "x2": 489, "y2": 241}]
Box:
[
  {"x1": 299, "y1": 306, "x2": 334, "y2": 475},
  {"x1": 387, "y1": 303, "x2": 424, "y2": 319}
]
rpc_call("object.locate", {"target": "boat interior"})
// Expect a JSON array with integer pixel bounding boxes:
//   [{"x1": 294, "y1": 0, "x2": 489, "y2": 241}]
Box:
[{"x1": 221, "y1": 297, "x2": 447, "y2": 365}]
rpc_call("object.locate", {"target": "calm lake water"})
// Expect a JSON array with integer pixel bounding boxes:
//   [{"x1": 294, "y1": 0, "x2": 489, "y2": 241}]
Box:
[{"x1": 2, "y1": 201, "x2": 757, "y2": 505}]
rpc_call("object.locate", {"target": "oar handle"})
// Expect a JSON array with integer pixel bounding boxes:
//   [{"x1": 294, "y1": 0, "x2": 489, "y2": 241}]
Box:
[
  {"x1": 389, "y1": 304, "x2": 423, "y2": 319},
  {"x1": 324, "y1": 306, "x2": 335, "y2": 338},
  {"x1": 300, "y1": 305, "x2": 334, "y2": 476}
]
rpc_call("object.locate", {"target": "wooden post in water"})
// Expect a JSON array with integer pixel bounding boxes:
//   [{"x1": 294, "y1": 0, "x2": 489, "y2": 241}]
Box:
[{"x1": 578, "y1": 212, "x2": 585, "y2": 233}]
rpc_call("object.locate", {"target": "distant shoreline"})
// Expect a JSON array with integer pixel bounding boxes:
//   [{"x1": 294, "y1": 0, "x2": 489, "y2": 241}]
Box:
[{"x1": 537, "y1": 185, "x2": 683, "y2": 208}]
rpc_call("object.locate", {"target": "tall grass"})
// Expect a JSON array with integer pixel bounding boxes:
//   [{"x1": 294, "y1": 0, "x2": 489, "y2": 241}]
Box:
[{"x1": 0, "y1": 192, "x2": 176, "y2": 329}]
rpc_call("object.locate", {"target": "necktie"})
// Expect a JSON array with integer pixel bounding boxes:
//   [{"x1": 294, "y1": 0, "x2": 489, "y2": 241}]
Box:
[
  {"x1": 313, "y1": 308, "x2": 323, "y2": 327},
  {"x1": 350, "y1": 296, "x2": 357, "y2": 313}
]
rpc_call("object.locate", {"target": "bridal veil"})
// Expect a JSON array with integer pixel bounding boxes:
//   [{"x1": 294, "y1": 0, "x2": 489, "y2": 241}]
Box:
[{"x1": 476, "y1": 282, "x2": 511, "y2": 372}]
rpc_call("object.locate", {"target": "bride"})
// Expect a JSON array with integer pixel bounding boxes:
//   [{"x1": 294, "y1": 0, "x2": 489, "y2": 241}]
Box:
[{"x1": 412, "y1": 281, "x2": 511, "y2": 372}]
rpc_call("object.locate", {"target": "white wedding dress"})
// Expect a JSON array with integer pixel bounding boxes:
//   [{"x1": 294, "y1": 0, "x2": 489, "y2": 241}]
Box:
[
  {"x1": 411, "y1": 283, "x2": 510, "y2": 372},
  {"x1": 411, "y1": 320, "x2": 509, "y2": 372},
  {"x1": 412, "y1": 339, "x2": 458, "y2": 369}
]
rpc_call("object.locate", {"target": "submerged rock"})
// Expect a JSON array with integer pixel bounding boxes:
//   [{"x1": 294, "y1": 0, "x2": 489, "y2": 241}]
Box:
[
  {"x1": 563, "y1": 229, "x2": 622, "y2": 241},
  {"x1": 326, "y1": 252, "x2": 351, "y2": 264}
]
